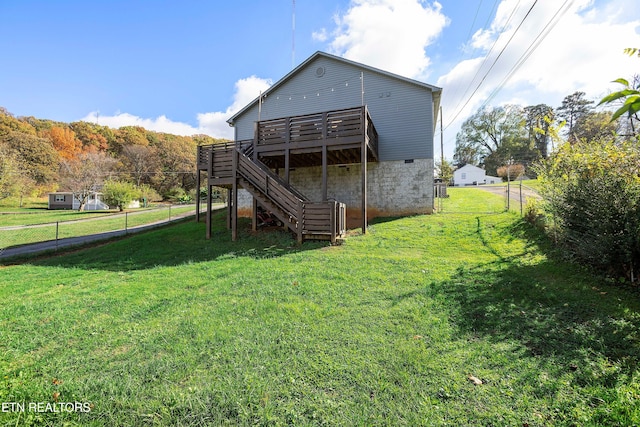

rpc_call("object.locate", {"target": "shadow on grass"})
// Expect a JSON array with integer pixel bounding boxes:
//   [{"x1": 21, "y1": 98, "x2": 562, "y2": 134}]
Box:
[
  {"x1": 437, "y1": 220, "x2": 640, "y2": 386},
  {"x1": 30, "y1": 211, "x2": 327, "y2": 272}
]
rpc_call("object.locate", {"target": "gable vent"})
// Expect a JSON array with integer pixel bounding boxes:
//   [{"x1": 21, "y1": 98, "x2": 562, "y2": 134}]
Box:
[{"x1": 315, "y1": 66, "x2": 325, "y2": 77}]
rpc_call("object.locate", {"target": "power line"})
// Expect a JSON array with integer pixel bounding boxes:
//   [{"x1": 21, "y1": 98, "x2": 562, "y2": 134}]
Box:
[
  {"x1": 481, "y1": 0, "x2": 574, "y2": 108},
  {"x1": 445, "y1": 0, "x2": 524, "y2": 127},
  {"x1": 444, "y1": 0, "x2": 539, "y2": 131}
]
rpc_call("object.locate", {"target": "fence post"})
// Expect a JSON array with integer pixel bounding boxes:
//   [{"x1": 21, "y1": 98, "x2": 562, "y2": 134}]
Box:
[
  {"x1": 55, "y1": 221, "x2": 59, "y2": 251},
  {"x1": 125, "y1": 212, "x2": 128, "y2": 234},
  {"x1": 169, "y1": 205, "x2": 172, "y2": 221}
]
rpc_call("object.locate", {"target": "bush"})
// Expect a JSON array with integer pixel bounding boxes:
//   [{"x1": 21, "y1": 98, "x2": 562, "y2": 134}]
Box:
[
  {"x1": 497, "y1": 163, "x2": 525, "y2": 181},
  {"x1": 523, "y1": 198, "x2": 544, "y2": 229},
  {"x1": 102, "y1": 180, "x2": 140, "y2": 212},
  {"x1": 164, "y1": 186, "x2": 191, "y2": 204},
  {"x1": 537, "y1": 139, "x2": 640, "y2": 281}
]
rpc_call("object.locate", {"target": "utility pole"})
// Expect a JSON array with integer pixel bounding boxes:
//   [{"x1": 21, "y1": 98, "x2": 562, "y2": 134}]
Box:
[
  {"x1": 440, "y1": 105, "x2": 444, "y2": 178},
  {"x1": 292, "y1": 0, "x2": 296, "y2": 68}
]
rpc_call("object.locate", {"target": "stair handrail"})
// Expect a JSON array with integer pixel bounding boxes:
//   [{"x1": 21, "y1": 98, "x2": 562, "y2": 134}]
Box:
[{"x1": 235, "y1": 150, "x2": 304, "y2": 220}]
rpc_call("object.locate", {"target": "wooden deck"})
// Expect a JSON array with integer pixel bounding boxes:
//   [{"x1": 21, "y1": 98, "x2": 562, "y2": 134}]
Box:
[{"x1": 196, "y1": 105, "x2": 378, "y2": 243}]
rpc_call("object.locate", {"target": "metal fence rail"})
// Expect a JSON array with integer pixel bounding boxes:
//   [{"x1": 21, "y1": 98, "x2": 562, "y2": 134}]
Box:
[{"x1": 0, "y1": 205, "x2": 205, "y2": 258}]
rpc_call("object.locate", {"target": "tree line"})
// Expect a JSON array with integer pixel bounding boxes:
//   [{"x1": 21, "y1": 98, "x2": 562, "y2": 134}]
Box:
[
  {"x1": 448, "y1": 89, "x2": 636, "y2": 179},
  {"x1": 0, "y1": 108, "x2": 227, "y2": 208}
]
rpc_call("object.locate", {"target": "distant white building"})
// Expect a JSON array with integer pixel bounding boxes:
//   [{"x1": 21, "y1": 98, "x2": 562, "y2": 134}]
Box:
[
  {"x1": 453, "y1": 164, "x2": 501, "y2": 186},
  {"x1": 48, "y1": 192, "x2": 110, "y2": 210}
]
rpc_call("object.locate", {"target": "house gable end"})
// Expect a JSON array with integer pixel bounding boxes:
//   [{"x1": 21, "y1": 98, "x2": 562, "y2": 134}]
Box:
[{"x1": 230, "y1": 52, "x2": 441, "y2": 162}]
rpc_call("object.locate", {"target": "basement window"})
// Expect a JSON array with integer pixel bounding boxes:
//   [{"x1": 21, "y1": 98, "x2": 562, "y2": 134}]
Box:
[{"x1": 404, "y1": 159, "x2": 414, "y2": 164}]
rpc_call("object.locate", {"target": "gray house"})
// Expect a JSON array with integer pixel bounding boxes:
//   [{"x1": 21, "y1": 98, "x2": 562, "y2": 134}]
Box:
[{"x1": 196, "y1": 51, "x2": 441, "y2": 242}]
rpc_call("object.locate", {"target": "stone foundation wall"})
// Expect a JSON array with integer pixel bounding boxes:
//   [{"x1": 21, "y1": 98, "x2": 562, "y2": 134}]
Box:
[{"x1": 237, "y1": 159, "x2": 434, "y2": 227}]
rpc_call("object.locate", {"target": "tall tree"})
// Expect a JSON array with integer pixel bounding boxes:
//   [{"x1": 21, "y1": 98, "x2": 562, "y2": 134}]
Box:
[
  {"x1": 524, "y1": 104, "x2": 554, "y2": 158},
  {"x1": 572, "y1": 111, "x2": 618, "y2": 142},
  {"x1": 60, "y1": 151, "x2": 116, "y2": 211},
  {"x1": 120, "y1": 144, "x2": 160, "y2": 186},
  {"x1": 556, "y1": 91, "x2": 593, "y2": 143},
  {"x1": 453, "y1": 105, "x2": 530, "y2": 175}
]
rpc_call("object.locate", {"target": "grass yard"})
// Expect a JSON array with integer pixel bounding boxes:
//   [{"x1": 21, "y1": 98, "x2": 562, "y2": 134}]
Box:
[
  {"x1": 1, "y1": 188, "x2": 639, "y2": 426},
  {"x1": 0, "y1": 205, "x2": 205, "y2": 249}
]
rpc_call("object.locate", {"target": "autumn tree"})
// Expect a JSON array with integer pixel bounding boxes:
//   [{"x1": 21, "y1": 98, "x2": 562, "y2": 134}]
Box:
[
  {"x1": 120, "y1": 144, "x2": 160, "y2": 186},
  {"x1": 60, "y1": 151, "x2": 116, "y2": 211},
  {"x1": 0, "y1": 143, "x2": 36, "y2": 205},
  {"x1": 45, "y1": 126, "x2": 82, "y2": 160},
  {"x1": 1, "y1": 131, "x2": 59, "y2": 186},
  {"x1": 70, "y1": 121, "x2": 109, "y2": 152},
  {"x1": 152, "y1": 133, "x2": 197, "y2": 196},
  {"x1": 0, "y1": 108, "x2": 37, "y2": 138},
  {"x1": 113, "y1": 126, "x2": 149, "y2": 153}
]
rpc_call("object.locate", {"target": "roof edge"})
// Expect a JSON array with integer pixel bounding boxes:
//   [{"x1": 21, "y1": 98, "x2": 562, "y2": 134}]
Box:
[{"x1": 227, "y1": 51, "x2": 442, "y2": 125}]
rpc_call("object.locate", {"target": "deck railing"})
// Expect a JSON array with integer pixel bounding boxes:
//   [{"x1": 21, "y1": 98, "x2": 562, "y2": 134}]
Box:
[{"x1": 255, "y1": 106, "x2": 378, "y2": 153}]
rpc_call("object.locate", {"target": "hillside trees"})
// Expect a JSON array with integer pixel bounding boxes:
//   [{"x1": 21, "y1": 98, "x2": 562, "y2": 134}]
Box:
[
  {"x1": 60, "y1": 151, "x2": 117, "y2": 211},
  {"x1": 2, "y1": 131, "x2": 60, "y2": 185},
  {"x1": 153, "y1": 133, "x2": 197, "y2": 196},
  {"x1": 45, "y1": 126, "x2": 83, "y2": 160},
  {"x1": 0, "y1": 143, "x2": 30, "y2": 200},
  {"x1": 0, "y1": 107, "x2": 220, "y2": 202}
]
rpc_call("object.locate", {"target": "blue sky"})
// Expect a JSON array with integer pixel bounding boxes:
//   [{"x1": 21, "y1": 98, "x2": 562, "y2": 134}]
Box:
[{"x1": 1, "y1": 0, "x2": 638, "y2": 157}]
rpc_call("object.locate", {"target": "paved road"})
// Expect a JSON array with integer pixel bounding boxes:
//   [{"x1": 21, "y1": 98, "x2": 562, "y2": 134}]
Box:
[
  {"x1": 0, "y1": 206, "x2": 223, "y2": 260},
  {"x1": 474, "y1": 183, "x2": 541, "y2": 207}
]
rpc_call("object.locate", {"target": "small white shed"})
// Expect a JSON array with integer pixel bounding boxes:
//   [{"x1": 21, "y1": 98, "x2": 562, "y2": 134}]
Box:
[{"x1": 454, "y1": 164, "x2": 490, "y2": 186}]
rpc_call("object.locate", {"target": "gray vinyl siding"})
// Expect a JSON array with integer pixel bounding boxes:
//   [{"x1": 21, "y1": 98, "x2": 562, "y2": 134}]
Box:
[{"x1": 233, "y1": 56, "x2": 434, "y2": 161}]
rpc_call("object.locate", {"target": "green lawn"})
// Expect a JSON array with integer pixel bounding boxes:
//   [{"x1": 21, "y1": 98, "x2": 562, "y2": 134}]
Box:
[
  {"x1": 0, "y1": 205, "x2": 206, "y2": 249},
  {"x1": 1, "y1": 188, "x2": 639, "y2": 426}
]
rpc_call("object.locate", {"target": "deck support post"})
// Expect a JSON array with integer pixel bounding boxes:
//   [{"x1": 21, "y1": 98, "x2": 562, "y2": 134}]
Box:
[
  {"x1": 195, "y1": 169, "x2": 201, "y2": 222},
  {"x1": 206, "y1": 149, "x2": 214, "y2": 239},
  {"x1": 284, "y1": 117, "x2": 291, "y2": 184},
  {"x1": 226, "y1": 188, "x2": 232, "y2": 229},
  {"x1": 232, "y1": 149, "x2": 238, "y2": 241},
  {"x1": 206, "y1": 184, "x2": 212, "y2": 239},
  {"x1": 251, "y1": 198, "x2": 258, "y2": 232},
  {"x1": 297, "y1": 199, "x2": 304, "y2": 243},
  {"x1": 361, "y1": 107, "x2": 368, "y2": 235},
  {"x1": 322, "y1": 144, "x2": 328, "y2": 201}
]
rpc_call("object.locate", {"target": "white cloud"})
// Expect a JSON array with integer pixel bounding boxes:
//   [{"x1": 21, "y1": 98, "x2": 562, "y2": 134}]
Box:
[
  {"x1": 197, "y1": 75, "x2": 272, "y2": 139},
  {"x1": 312, "y1": 28, "x2": 328, "y2": 42},
  {"x1": 325, "y1": 0, "x2": 449, "y2": 79},
  {"x1": 81, "y1": 76, "x2": 272, "y2": 140},
  {"x1": 437, "y1": 0, "x2": 640, "y2": 144}
]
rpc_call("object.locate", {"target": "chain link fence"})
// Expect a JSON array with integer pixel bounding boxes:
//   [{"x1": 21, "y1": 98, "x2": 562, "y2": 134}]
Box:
[{"x1": 0, "y1": 205, "x2": 203, "y2": 257}]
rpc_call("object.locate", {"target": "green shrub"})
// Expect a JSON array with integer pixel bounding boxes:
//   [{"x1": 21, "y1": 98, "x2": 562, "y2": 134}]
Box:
[
  {"x1": 102, "y1": 180, "x2": 140, "y2": 211},
  {"x1": 537, "y1": 138, "x2": 640, "y2": 281}
]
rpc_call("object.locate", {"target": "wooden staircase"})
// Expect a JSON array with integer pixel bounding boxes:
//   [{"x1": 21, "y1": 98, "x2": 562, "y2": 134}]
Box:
[
  {"x1": 236, "y1": 148, "x2": 346, "y2": 243},
  {"x1": 198, "y1": 106, "x2": 377, "y2": 243}
]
